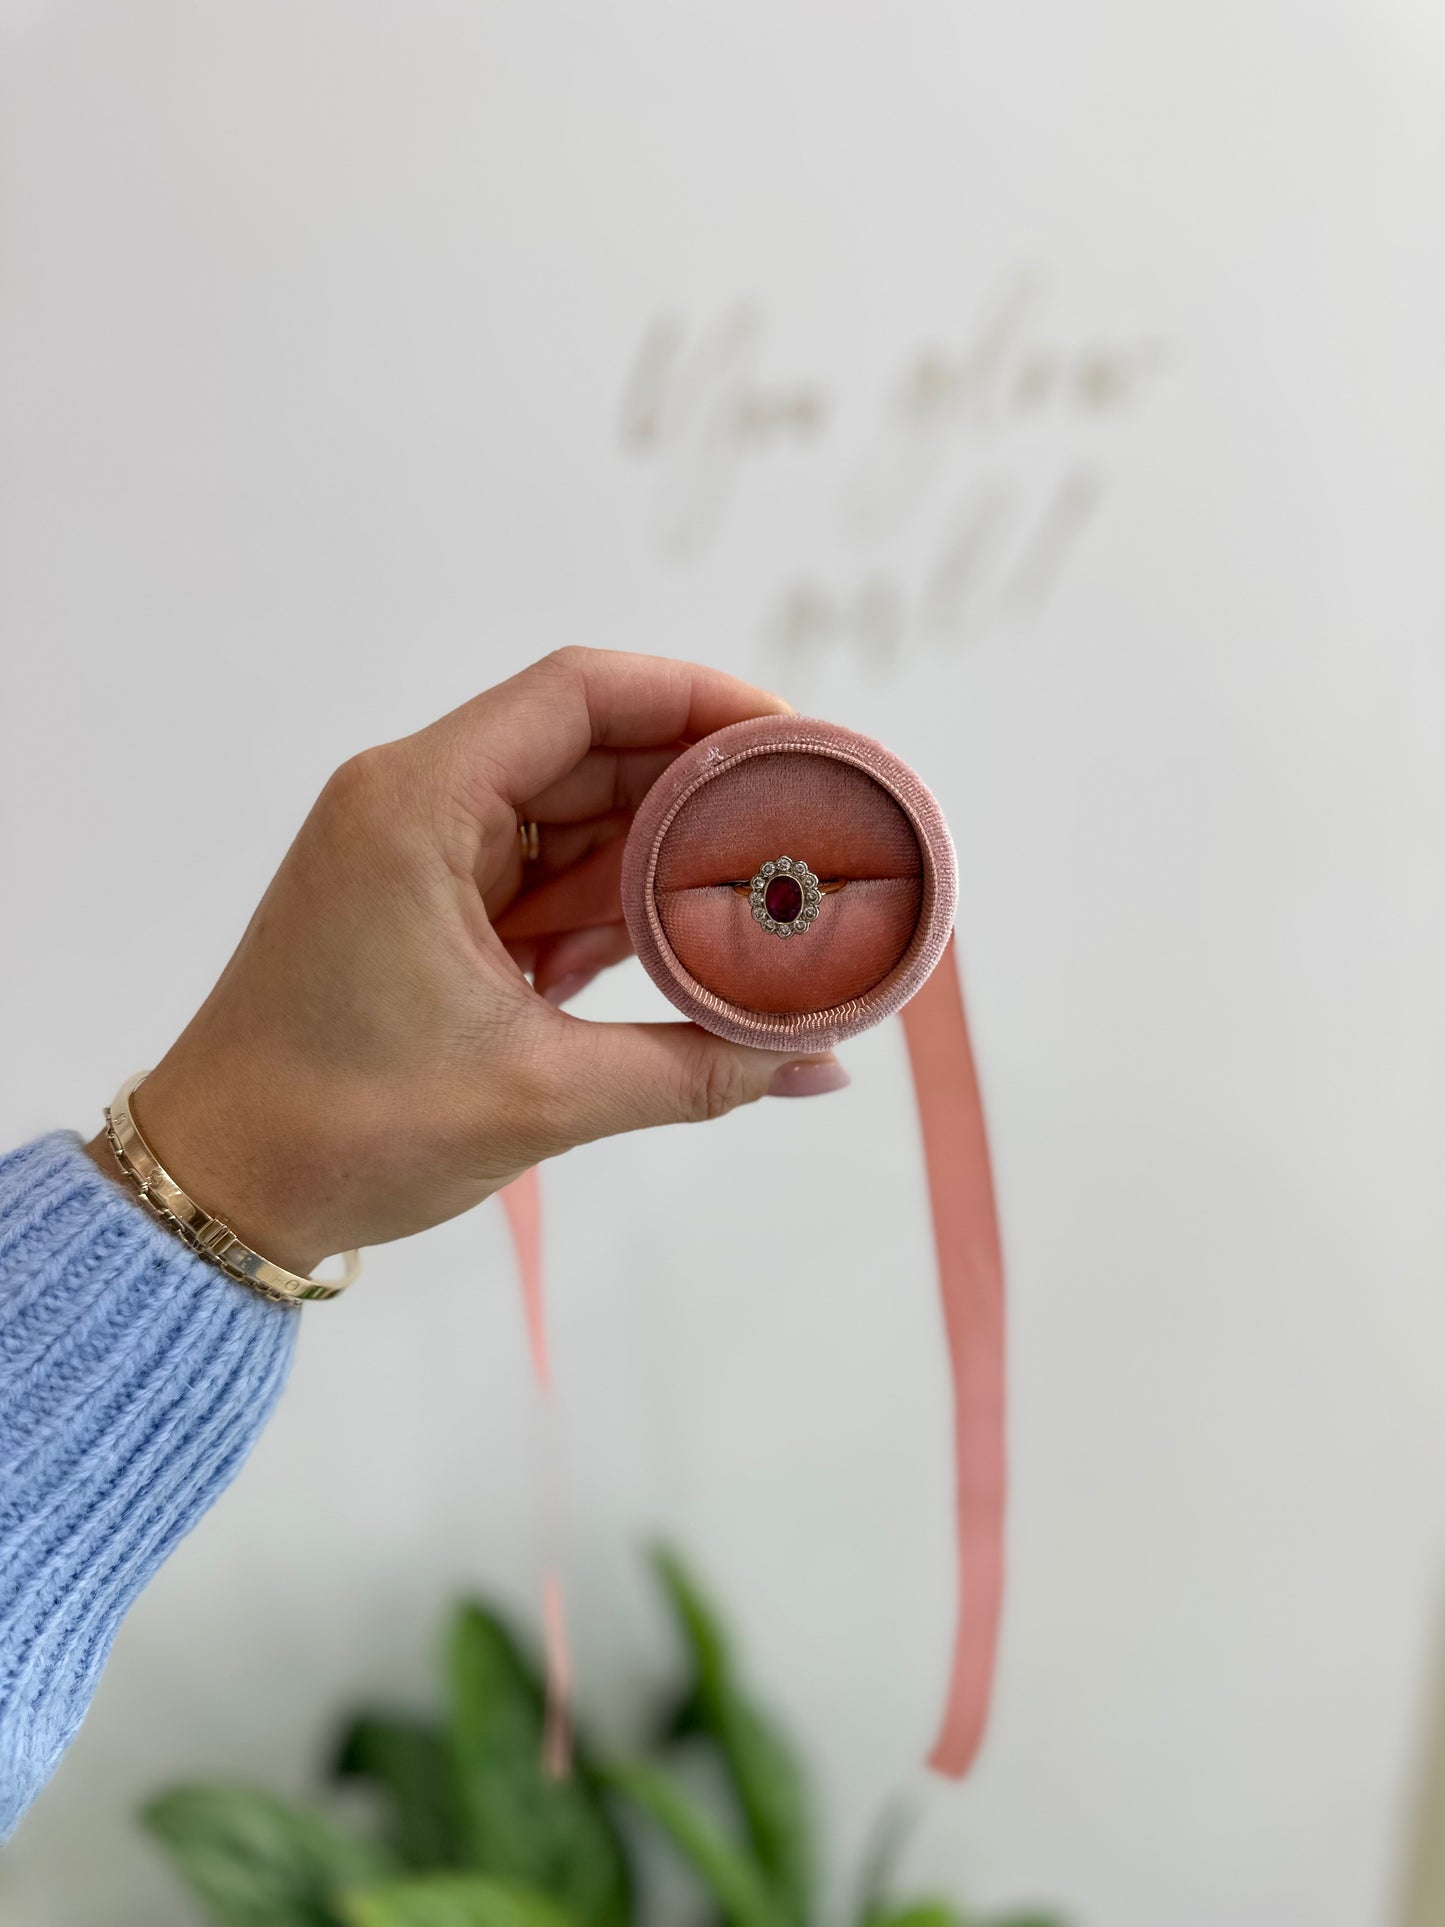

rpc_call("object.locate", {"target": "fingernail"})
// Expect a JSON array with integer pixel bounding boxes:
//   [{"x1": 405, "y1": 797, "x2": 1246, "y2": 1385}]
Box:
[
  {"x1": 767, "y1": 1057, "x2": 851, "y2": 1098},
  {"x1": 542, "y1": 969, "x2": 600, "y2": 1008}
]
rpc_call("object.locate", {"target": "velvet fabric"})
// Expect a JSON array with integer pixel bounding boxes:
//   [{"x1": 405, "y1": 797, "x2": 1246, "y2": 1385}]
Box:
[{"x1": 622, "y1": 716, "x2": 957, "y2": 1048}]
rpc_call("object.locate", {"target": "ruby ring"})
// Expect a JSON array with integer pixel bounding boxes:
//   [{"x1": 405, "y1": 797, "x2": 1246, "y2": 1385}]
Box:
[{"x1": 730, "y1": 855, "x2": 846, "y2": 939}]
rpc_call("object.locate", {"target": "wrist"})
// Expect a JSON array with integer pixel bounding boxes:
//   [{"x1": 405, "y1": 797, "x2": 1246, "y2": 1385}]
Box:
[{"x1": 105, "y1": 1054, "x2": 336, "y2": 1278}]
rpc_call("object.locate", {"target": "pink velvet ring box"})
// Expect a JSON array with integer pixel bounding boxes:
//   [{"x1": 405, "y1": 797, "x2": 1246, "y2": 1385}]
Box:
[{"x1": 621, "y1": 714, "x2": 959, "y2": 1047}]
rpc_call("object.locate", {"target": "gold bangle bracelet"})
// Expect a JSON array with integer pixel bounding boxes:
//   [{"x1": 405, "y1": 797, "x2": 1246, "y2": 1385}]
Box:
[{"x1": 103, "y1": 1071, "x2": 361, "y2": 1308}]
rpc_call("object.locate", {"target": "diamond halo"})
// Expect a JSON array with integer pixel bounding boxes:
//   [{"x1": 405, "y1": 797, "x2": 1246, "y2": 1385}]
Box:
[{"x1": 748, "y1": 855, "x2": 824, "y2": 939}]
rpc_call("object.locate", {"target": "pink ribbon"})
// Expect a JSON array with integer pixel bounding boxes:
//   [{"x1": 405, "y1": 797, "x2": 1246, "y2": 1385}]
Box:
[
  {"x1": 499, "y1": 1168, "x2": 572, "y2": 1773},
  {"x1": 498, "y1": 934, "x2": 1005, "y2": 1777},
  {"x1": 500, "y1": 1167, "x2": 550, "y2": 1392},
  {"x1": 900, "y1": 934, "x2": 1006, "y2": 1775}
]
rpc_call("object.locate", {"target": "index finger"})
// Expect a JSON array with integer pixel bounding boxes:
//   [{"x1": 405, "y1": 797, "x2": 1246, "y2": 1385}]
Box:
[{"x1": 436, "y1": 646, "x2": 793, "y2": 807}]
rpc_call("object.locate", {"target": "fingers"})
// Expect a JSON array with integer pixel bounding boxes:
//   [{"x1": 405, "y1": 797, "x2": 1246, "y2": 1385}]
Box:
[
  {"x1": 528, "y1": 1016, "x2": 849, "y2": 1150},
  {"x1": 484, "y1": 812, "x2": 630, "y2": 920},
  {"x1": 519, "y1": 746, "x2": 686, "y2": 824},
  {"x1": 438, "y1": 647, "x2": 793, "y2": 809},
  {"x1": 520, "y1": 813, "x2": 630, "y2": 879},
  {"x1": 494, "y1": 837, "x2": 629, "y2": 940},
  {"x1": 531, "y1": 924, "x2": 636, "y2": 1005}
]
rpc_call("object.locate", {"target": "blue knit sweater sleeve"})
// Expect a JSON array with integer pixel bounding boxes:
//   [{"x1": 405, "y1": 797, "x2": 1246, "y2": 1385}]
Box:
[{"x1": 0, "y1": 1131, "x2": 297, "y2": 1840}]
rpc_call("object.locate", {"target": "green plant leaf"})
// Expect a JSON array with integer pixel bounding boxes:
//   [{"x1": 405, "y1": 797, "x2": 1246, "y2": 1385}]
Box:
[
  {"x1": 859, "y1": 1911, "x2": 963, "y2": 1927},
  {"x1": 333, "y1": 1714, "x2": 465, "y2": 1870},
  {"x1": 141, "y1": 1783, "x2": 390, "y2": 1926},
  {"x1": 652, "y1": 1546, "x2": 811, "y2": 1923},
  {"x1": 339, "y1": 1872, "x2": 580, "y2": 1927},
  {"x1": 861, "y1": 1906, "x2": 965, "y2": 1927},
  {"x1": 652, "y1": 1686, "x2": 705, "y2": 1745},
  {"x1": 599, "y1": 1758, "x2": 783, "y2": 1927},
  {"x1": 447, "y1": 1603, "x2": 630, "y2": 1926},
  {"x1": 852, "y1": 1796, "x2": 919, "y2": 1924}
]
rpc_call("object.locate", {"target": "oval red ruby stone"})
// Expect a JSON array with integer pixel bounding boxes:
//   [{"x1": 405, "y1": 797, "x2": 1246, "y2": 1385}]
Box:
[{"x1": 764, "y1": 874, "x2": 804, "y2": 924}]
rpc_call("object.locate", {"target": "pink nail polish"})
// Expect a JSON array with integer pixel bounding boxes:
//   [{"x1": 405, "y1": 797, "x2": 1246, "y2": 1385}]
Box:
[
  {"x1": 767, "y1": 1058, "x2": 851, "y2": 1098},
  {"x1": 542, "y1": 969, "x2": 600, "y2": 1008}
]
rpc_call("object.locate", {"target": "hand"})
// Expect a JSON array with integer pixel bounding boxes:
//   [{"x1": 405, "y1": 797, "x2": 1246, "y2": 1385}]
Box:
[{"x1": 86, "y1": 649, "x2": 849, "y2": 1274}]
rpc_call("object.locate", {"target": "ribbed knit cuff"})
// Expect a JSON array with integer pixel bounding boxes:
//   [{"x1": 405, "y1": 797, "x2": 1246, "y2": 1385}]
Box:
[{"x1": 0, "y1": 1131, "x2": 298, "y2": 1839}]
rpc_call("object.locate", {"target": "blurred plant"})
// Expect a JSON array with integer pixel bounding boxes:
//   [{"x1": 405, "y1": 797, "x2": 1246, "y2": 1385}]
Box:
[{"x1": 140, "y1": 1548, "x2": 1065, "y2": 1927}]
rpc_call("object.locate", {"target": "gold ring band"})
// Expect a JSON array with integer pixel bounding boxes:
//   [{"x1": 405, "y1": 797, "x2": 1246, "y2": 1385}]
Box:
[{"x1": 518, "y1": 819, "x2": 541, "y2": 863}]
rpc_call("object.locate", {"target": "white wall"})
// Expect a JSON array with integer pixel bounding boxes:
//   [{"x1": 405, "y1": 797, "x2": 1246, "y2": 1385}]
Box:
[{"x1": 2, "y1": 3, "x2": 1443, "y2": 1922}]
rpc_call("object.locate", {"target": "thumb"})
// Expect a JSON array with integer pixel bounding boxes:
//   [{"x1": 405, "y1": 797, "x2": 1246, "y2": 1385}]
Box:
[{"x1": 534, "y1": 1017, "x2": 850, "y2": 1149}]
